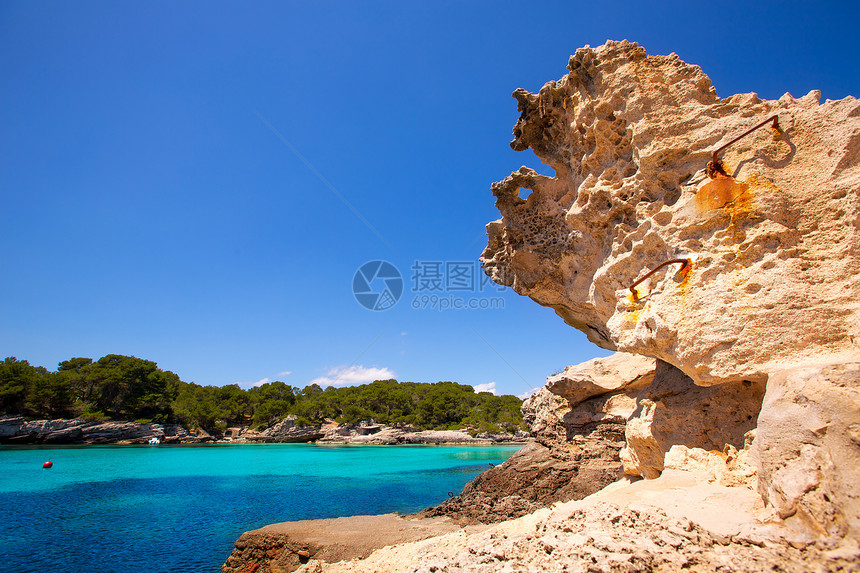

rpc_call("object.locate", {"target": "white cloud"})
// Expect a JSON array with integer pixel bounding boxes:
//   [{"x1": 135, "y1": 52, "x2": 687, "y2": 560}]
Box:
[
  {"x1": 517, "y1": 388, "x2": 539, "y2": 400},
  {"x1": 473, "y1": 382, "x2": 498, "y2": 395},
  {"x1": 309, "y1": 365, "x2": 395, "y2": 387},
  {"x1": 234, "y1": 377, "x2": 272, "y2": 389},
  {"x1": 276, "y1": 370, "x2": 292, "y2": 377}
]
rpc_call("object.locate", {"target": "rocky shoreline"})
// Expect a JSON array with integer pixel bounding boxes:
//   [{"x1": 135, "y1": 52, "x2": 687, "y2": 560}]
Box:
[
  {"x1": 0, "y1": 415, "x2": 204, "y2": 445},
  {"x1": 222, "y1": 352, "x2": 860, "y2": 573},
  {"x1": 220, "y1": 40, "x2": 860, "y2": 573},
  {"x1": 0, "y1": 415, "x2": 527, "y2": 446}
]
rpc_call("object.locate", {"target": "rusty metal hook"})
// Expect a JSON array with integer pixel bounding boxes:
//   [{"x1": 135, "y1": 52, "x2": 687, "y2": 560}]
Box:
[
  {"x1": 629, "y1": 258, "x2": 691, "y2": 300},
  {"x1": 707, "y1": 115, "x2": 781, "y2": 179}
]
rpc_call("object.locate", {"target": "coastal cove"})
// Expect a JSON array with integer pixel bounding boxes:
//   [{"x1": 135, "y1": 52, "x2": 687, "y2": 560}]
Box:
[{"x1": 0, "y1": 443, "x2": 520, "y2": 573}]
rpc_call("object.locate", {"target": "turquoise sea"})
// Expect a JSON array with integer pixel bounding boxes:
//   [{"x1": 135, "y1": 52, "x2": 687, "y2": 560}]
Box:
[{"x1": 0, "y1": 443, "x2": 520, "y2": 573}]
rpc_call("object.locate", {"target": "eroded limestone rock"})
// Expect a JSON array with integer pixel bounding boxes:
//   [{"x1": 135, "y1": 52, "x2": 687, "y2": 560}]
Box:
[
  {"x1": 481, "y1": 40, "x2": 860, "y2": 386},
  {"x1": 520, "y1": 387, "x2": 570, "y2": 449},
  {"x1": 301, "y1": 491, "x2": 858, "y2": 573},
  {"x1": 523, "y1": 352, "x2": 654, "y2": 449},
  {"x1": 222, "y1": 514, "x2": 470, "y2": 573},
  {"x1": 620, "y1": 360, "x2": 765, "y2": 479},
  {"x1": 428, "y1": 355, "x2": 656, "y2": 524},
  {"x1": 259, "y1": 416, "x2": 325, "y2": 443},
  {"x1": 545, "y1": 353, "x2": 655, "y2": 406},
  {"x1": 421, "y1": 440, "x2": 621, "y2": 524},
  {"x1": 663, "y1": 442, "x2": 758, "y2": 490},
  {"x1": 525, "y1": 354, "x2": 764, "y2": 481},
  {"x1": 754, "y1": 361, "x2": 860, "y2": 540}
]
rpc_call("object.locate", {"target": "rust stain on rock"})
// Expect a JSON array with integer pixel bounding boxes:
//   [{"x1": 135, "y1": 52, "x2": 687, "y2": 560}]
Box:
[
  {"x1": 695, "y1": 175, "x2": 753, "y2": 212},
  {"x1": 677, "y1": 262, "x2": 692, "y2": 298},
  {"x1": 746, "y1": 172, "x2": 781, "y2": 194}
]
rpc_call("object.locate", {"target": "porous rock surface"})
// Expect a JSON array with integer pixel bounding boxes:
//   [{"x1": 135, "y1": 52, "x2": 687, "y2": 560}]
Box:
[
  {"x1": 754, "y1": 361, "x2": 860, "y2": 541},
  {"x1": 297, "y1": 496, "x2": 859, "y2": 573},
  {"x1": 620, "y1": 360, "x2": 765, "y2": 479},
  {"x1": 480, "y1": 40, "x2": 860, "y2": 386},
  {"x1": 523, "y1": 353, "x2": 765, "y2": 483}
]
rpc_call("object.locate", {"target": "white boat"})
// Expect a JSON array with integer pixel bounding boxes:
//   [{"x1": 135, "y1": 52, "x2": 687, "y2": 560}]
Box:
[{"x1": 148, "y1": 437, "x2": 161, "y2": 445}]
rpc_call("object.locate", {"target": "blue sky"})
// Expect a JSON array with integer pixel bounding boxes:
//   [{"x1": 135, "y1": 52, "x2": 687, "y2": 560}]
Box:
[{"x1": 2, "y1": 1, "x2": 858, "y2": 397}]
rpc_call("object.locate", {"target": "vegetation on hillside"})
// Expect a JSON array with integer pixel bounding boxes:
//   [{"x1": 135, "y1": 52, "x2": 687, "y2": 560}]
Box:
[{"x1": 0, "y1": 355, "x2": 524, "y2": 434}]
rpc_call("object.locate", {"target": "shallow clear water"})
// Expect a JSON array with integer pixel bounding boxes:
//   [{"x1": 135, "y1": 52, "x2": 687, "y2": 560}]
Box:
[{"x1": 0, "y1": 444, "x2": 519, "y2": 573}]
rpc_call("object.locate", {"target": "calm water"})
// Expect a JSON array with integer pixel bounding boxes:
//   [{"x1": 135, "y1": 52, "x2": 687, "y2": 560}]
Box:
[{"x1": 0, "y1": 443, "x2": 519, "y2": 573}]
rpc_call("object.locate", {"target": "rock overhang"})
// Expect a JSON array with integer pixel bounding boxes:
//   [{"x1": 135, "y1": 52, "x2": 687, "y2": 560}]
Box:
[{"x1": 481, "y1": 40, "x2": 860, "y2": 386}]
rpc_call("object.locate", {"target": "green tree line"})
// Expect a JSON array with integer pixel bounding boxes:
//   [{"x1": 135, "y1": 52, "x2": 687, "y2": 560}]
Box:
[{"x1": 0, "y1": 355, "x2": 524, "y2": 434}]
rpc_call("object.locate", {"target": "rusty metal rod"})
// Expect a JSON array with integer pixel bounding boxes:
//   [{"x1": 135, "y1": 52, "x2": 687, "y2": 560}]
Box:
[
  {"x1": 629, "y1": 258, "x2": 691, "y2": 299},
  {"x1": 708, "y1": 115, "x2": 780, "y2": 178}
]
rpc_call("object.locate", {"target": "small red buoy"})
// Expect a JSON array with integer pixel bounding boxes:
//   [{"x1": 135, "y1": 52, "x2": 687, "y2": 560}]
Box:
[{"x1": 42, "y1": 461, "x2": 53, "y2": 469}]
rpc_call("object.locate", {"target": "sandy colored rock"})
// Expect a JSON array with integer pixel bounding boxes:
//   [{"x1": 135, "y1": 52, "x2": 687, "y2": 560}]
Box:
[
  {"x1": 222, "y1": 514, "x2": 475, "y2": 573},
  {"x1": 298, "y1": 471, "x2": 858, "y2": 573},
  {"x1": 520, "y1": 387, "x2": 570, "y2": 449},
  {"x1": 561, "y1": 384, "x2": 643, "y2": 427},
  {"x1": 754, "y1": 361, "x2": 860, "y2": 541},
  {"x1": 316, "y1": 423, "x2": 527, "y2": 445},
  {"x1": 620, "y1": 360, "x2": 765, "y2": 478},
  {"x1": 522, "y1": 352, "x2": 655, "y2": 450},
  {"x1": 403, "y1": 430, "x2": 482, "y2": 444},
  {"x1": 480, "y1": 40, "x2": 860, "y2": 386},
  {"x1": 544, "y1": 353, "x2": 655, "y2": 405},
  {"x1": 663, "y1": 442, "x2": 757, "y2": 489}
]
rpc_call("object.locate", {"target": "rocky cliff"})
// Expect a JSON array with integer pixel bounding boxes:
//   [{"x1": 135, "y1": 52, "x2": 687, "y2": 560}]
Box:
[
  {"x1": 247, "y1": 40, "x2": 859, "y2": 572},
  {"x1": 481, "y1": 41, "x2": 859, "y2": 386},
  {"x1": 478, "y1": 38, "x2": 859, "y2": 546},
  {"x1": 0, "y1": 415, "x2": 207, "y2": 444}
]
